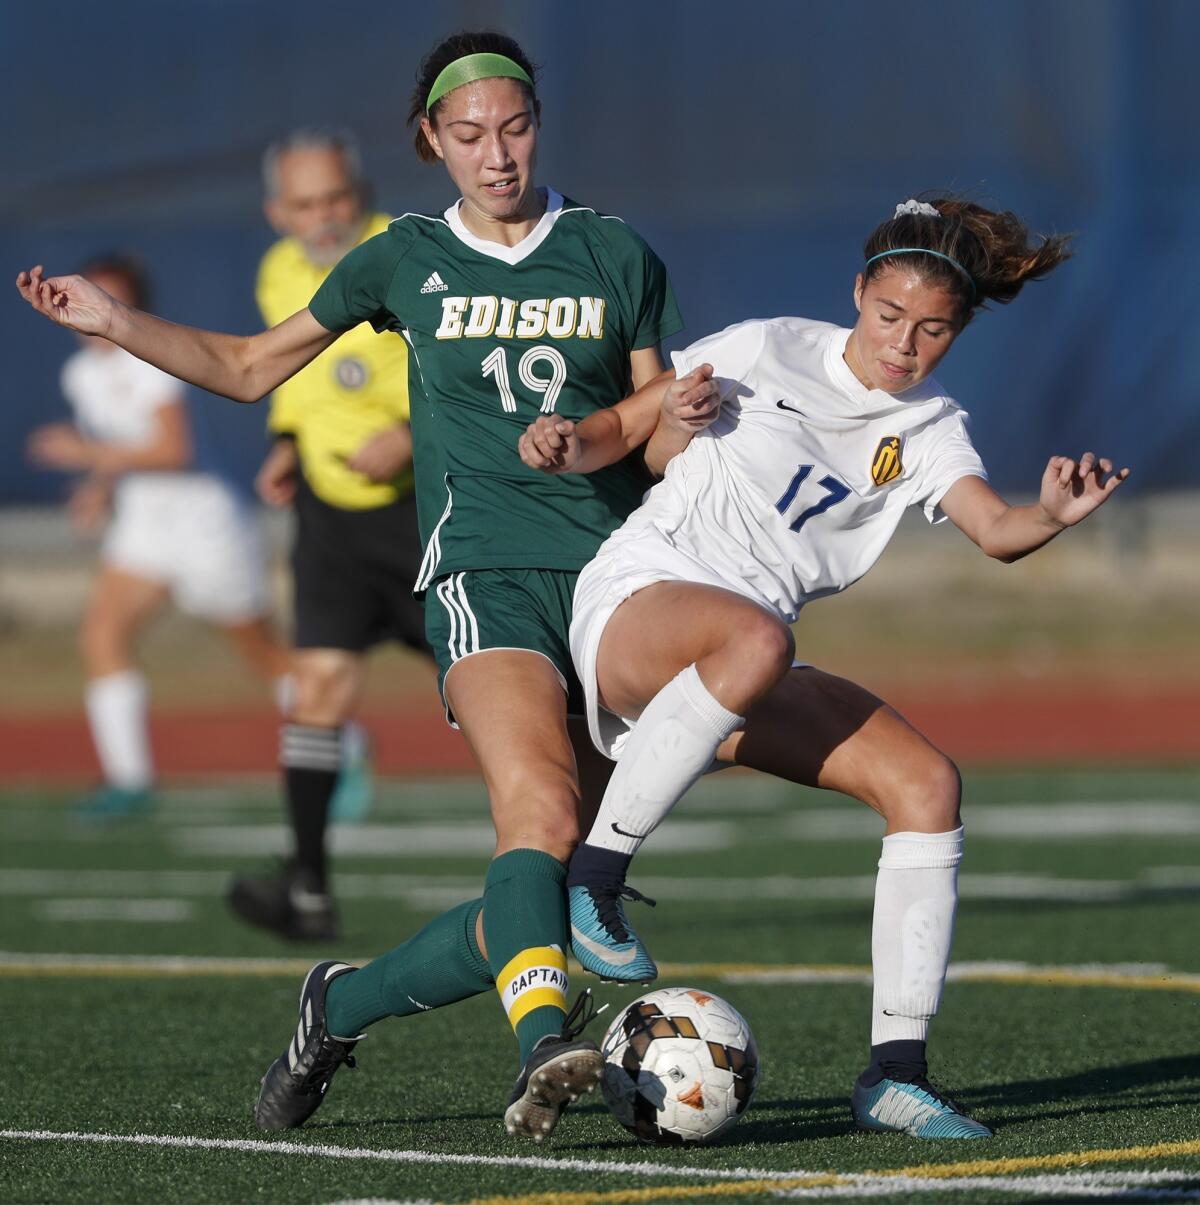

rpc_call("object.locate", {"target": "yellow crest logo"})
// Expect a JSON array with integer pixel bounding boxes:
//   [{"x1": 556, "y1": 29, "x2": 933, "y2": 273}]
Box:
[{"x1": 871, "y1": 436, "x2": 903, "y2": 486}]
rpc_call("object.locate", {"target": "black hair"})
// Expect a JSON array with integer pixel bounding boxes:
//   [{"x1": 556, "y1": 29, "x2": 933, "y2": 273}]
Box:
[{"x1": 407, "y1": 30, "x2": 540, "y2": 164}]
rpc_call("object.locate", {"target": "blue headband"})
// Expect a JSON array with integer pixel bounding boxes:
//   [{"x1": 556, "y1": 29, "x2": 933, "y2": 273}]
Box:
[{"x1": 865, "y1": 248, "x2": 976, "y2": 296}]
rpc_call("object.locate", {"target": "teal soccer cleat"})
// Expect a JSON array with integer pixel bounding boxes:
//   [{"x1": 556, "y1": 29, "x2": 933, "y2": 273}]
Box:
[
  {"x1": 851, "y1": 1076, "x2": 993, "y2": 1138},
  {"x1": 73, "y1": 784, "x2": 155, "y2": 822},
  {"x1": 567, "y1": 881, "x2": 658, "y2": 984},
  {"x1": 328, "y1": 722, "x2": 374, "y2": 824}
]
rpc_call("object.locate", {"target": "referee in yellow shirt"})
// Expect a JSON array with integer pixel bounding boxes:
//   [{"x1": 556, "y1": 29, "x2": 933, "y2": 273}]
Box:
[{"x1": 228, "y1": 129, "x2": 428, "y2": 941}]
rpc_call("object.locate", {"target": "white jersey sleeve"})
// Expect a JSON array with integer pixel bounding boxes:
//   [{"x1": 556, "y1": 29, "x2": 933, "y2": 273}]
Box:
[
  {"x1": 60, "y1": 348, "x2": 184, "y2": 446},
  {"x1": 909, "y1": 408, "x2": 988, "y2": 524},
  {"x1": 670, "y1": 320, "x2": 767, "y2": 401}
]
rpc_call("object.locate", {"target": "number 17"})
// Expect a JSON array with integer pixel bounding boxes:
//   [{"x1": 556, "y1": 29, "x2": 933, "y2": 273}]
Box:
[{"x1": 775, "y1": 464, "x2": 851, "y2": 533}]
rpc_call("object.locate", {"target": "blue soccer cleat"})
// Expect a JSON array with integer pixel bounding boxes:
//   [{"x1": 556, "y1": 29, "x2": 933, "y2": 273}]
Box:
[
  {"x1": 851, "y1": 1075, "x2": 993, "y2": 1138},
  {"x1": 568, "y1": 881, "x2": 658, "y2": 984},
  {"x1": 328, "y1": 722, "x2": 374, "y2": 824},
  {"x1": 73, "y1": 784, "x2": 155, "y2": 822}
]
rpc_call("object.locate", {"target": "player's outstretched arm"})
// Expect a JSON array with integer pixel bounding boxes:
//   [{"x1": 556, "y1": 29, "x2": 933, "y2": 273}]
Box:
[
  {"x1": 517, "y1": 365, "x2": 717, "y2": 476},
  {"x1": 16, "y1": 266, "x2": 337, "y2": 403},
  {"x1": 940, "y1": 452, "x2": 1131, "y2": 563},
  {"x1": 26, "y1": 401, "x2": 191, "y2": 476}
]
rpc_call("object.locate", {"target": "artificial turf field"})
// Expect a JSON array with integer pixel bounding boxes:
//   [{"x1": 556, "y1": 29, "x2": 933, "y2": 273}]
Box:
[{"x1": 1, "y1": 767, "x2": 1198, "y2": 1204}]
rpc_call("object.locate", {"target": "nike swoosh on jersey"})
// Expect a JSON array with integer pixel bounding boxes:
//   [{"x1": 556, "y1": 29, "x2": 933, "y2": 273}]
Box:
[
  {"x1": 776, "y1": 399, "x2": 808, "y2": 417},
  {"x1": 611, "y1": 821, "x2": 648, "y2": 839},
  {"x1": 571, "y1": 925, "x2": 639, "y2": 965}
]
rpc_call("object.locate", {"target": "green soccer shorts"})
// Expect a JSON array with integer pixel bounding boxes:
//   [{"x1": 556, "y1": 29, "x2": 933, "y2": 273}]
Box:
[{"x1": 424, "y1": 568, "x2": 586, "y2": 724}]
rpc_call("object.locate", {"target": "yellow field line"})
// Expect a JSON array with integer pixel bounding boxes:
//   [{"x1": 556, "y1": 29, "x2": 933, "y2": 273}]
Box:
[
  {"x1": 3, "y1": 954, "x2": 1198, "y2": 994},
  {"x1": 661, "y1": 962, "x2": 1200, "y2": 993},
  {"x1": 471, "y1": 1177, "x2": 848, "y2": 1204},
  {"x1": 884, "y1": 1136, "x2": 1200, "y2": 1179},
  {"x1": 474, "y1": 1137, "x2": 1200, "y2": 1205}
]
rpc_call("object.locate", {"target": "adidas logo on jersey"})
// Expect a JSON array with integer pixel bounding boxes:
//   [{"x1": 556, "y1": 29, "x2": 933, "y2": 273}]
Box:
[{"x1": 420, "y1": 272, "x2": 449, "y2": 294}]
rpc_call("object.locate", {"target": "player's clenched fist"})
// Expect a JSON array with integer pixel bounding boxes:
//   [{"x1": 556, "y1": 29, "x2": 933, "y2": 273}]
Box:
[
  {"x1": 660, "y1": 363, "x2": 721, "y2": 434},
  {"x1": 15, "y1": 266, "x2": 116, "y2": 336},
  {"x1": 519, "y1": 415, "x2": 581, "y2": 474}
]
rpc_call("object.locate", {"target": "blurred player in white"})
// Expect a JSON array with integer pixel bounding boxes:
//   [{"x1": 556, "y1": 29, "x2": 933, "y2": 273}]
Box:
[
  {"x1": 27, "y1": 255, "x2": 290, "y2": 819},
  {"x1": 520, "y1": 197, "x2": 1130, "y2": 1139}
]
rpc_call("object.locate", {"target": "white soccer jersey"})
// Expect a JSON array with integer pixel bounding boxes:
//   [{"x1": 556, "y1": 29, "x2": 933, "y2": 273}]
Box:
[
  {"x1": 58, "y1": 344, "x2": 269, "y2": 623},
  {"x1": 570, "y1": 316, "x2": 987, "y2": 757},
  {"x1": 61, "y1": 344, "x2": 184, "y2": 449}
]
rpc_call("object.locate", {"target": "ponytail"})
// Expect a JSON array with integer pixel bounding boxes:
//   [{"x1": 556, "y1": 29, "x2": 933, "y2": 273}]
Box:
[{"x1": 863, "y1": 196, "x2": 1073, "y2": 323}]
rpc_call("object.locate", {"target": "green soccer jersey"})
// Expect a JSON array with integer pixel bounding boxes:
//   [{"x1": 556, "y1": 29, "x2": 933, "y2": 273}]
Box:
[{"x1": 308, "y1": 189, "x2": 683, "y2": 587}]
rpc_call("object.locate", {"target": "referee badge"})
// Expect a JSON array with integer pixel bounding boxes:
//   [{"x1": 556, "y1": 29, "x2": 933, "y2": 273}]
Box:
[
  {"x1": 334, "y1": 356, "x2": 368, "y2": 389},
  {"x1": 871, "y1": 436, "x2": 903, "y2": 486}
]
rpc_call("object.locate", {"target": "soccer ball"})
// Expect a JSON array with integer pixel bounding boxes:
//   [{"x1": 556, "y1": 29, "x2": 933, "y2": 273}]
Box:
[{"x1": 600, "y1": 986, "x2": 759, "y2": 1144}]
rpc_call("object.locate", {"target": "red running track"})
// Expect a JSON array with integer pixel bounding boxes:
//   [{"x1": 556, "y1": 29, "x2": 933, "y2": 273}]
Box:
[{"x1": 1, "y1": 690, "x2": 1197, "y2": 779}]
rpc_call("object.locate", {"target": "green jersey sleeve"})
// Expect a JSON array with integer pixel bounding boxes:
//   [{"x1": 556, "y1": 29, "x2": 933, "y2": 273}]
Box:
[
  {"x1": 308, "y1": 228, "x2": 408, "y2": 335},
  {"x1": 618, "y1": 227, "x2": 684, "y2": 351}
]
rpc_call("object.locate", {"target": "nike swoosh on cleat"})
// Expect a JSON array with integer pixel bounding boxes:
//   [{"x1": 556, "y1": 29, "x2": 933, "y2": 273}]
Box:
[
  {"x1": 776, "y1": 399, "x2": 808, "y2": 417},
  {"x1": 571, "y1": 925, "x2": 638, "y2": 966}
]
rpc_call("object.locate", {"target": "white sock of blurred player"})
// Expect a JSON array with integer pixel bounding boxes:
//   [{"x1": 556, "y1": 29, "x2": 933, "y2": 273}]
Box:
[
  {"x1": 85, "y1": 669, "x2": 153, "y2": 791},
  {"x1": 272, "y1": 672, "x2": 297, "y2": 715},
  {"x1": 868, "y1": 827, "x2": 963, "y2": 1053}
]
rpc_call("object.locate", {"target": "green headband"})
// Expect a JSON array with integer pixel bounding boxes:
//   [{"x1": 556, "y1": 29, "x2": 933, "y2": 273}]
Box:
[{"x1": 426, "y1": 52, "x2": 533, "y2": 113}]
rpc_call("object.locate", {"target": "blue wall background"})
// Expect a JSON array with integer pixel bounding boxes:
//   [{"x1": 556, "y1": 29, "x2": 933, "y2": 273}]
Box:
[{"x1": 2, "y1": 0, "x2": 1196, "y2": 503}]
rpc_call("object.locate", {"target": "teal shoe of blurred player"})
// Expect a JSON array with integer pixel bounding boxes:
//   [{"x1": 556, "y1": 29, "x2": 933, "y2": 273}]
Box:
[
  {"x1": 73, "y1": 784, "x2": 156, "y2": 822},
  {"x1": 851, "y1": 1076, "x2": 993, "y2": 1138},
  {"x1": 328, "y1": 722, "x2": 374, "y2": 824},
  {"x1": 568, "y1": 882, "x2": 658, "y2": 984}
]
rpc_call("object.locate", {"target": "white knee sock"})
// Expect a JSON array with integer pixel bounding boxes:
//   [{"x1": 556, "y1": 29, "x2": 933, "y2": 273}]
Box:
[
  {"x1": 273, "y1": 673, "x2": 296, "y2": 716},
  {"x1": 85, "y1": 670, "x2": 153, "y2": 790},
  {"x1": 870, "y1": 827, "x2": 963, "y2": 1045},
  {"x1": 587, "y1": 664, "x2": 744, "y2": 856}
]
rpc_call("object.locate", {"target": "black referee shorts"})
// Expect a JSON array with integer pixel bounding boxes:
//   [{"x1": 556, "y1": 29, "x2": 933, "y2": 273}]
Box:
[{"x1": 292, "y1": 473, "x2": 429, "y2": 656}]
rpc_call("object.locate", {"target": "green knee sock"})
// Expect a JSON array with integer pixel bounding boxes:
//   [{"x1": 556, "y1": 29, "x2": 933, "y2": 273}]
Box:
[
  {"x1": 483, "y1": 848, "x2": 570, "y2": 1063},
  {"x1": 324, "y1": 898, "x2": 493, "y2": 1037}
]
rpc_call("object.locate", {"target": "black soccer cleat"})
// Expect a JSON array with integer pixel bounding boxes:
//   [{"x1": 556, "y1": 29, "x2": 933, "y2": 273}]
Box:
[
  {"x1": 255, "y1": 960, "x2": 362, "y2": 1130},
  {"x1": 227, "y1": 862, "x2": 338, "y2": 942},
  {"x1": 504, "y1": 989, "x2": 606, "y2": 1142}
]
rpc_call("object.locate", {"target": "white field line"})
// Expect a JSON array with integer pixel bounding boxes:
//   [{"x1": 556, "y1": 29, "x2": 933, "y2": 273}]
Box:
[
  {"x1": 163, "y1": 802, "x2": 1200, "y2": 856},
  {"x1": 771, "y1": 1170, "x2": 1200, "y2": 1199},
  {"x1": 34, "y1": 899, "x2": 192, "y2": 923},
  {"x1": 1, "y1": 952, "x2": 1197, "y2": 993},
  {"x1": 2, "y1": 1131, "x2": 1198, "y2": 1200},
  {"x1": 326, "y1": 1199, "x2": 436, "y2": 1205},
  {"x1": 9, "y1": 867, "x2": 1200, "y2": 906},
  {"x1": 781, "y1": 802, "x2": 1200, "y2": 841},
  {"x1": 0, "y1": 1128, "x2": 813, "y2": 1182},
  {"x1": 171, "y1": 820, "x2": 734, "y2": 857},
  {"x1": 3, "y1": 866, "x2": 1199, "y2": 909}
]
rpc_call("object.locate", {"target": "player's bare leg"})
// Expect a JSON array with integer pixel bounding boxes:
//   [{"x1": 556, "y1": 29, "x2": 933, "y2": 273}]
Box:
[
  {"x1": 569, "y1": 714, "x2": 613, "y2": 838},
  {"x1": 219, "y1": 613, "x2": 291, "y2": 682},
  {"x1": 445, "y1": 651, "x2": 604, "y2": 1140},
  {"x1": 76, "y1": 565, "x2": 169, "y2": 818},
  {"x1": 720, "y1": 667, "x2": 990, "y2": 1138},
  {"x1": 568, "y1": 582, "x2": 792, "y2": 982}
]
